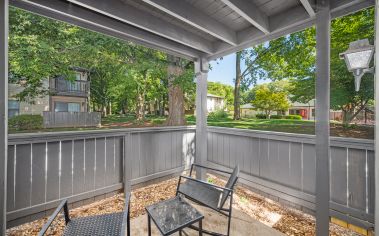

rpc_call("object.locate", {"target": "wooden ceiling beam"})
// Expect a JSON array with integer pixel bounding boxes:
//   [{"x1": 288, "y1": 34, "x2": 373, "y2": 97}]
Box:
[{"x1": 141, "y1": 0, "x2": 238, "y2": 46}]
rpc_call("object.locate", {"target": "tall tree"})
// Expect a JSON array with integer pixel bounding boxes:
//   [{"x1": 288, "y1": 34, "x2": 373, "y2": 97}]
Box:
[
  {"x1": 246, "y1": 7, "x2": 374, "y2": 124},
  {"x1": 165, "y1": 55, "x2": 194, "y2": 125},
  {"x1": 251, "y1": 82, "x2": 290, "y2": 118},
  {"x1": 234, "y1": 51, "x2": 242, "y2": 120}
]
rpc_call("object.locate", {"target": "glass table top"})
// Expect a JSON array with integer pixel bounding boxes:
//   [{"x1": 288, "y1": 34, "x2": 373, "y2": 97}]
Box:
[{"x1": 146, "y1": 196, "x2": 203, "y2": 235}]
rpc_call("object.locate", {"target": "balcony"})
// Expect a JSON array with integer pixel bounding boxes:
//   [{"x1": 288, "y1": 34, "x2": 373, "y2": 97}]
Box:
[{"x1": 50, "y1": 77, "x2": 89, "y2": 97}]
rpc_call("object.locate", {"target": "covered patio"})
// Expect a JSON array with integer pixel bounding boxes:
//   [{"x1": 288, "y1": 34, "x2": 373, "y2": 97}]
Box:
[{"x1": 0, "y1": 0, "x2": 378, "y2": 235}]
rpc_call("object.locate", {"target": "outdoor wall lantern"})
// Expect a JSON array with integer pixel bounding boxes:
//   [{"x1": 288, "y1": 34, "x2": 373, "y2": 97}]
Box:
[{"x1": 340, "y1": 39, "x2": 374, "y2": 92}]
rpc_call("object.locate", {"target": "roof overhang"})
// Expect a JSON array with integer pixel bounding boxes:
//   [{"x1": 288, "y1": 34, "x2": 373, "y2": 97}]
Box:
[{"x1": 10, "y1": 0, "x2": 375, "y2": 61}]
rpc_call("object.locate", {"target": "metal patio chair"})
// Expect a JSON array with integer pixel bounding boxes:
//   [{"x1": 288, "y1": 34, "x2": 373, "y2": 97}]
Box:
[
  {"x1": 176, "y1": 164, "x2": 239, "y2": 236},
  {"x1": 38, "y1": 193, "x2": 131, "y2": 236}
]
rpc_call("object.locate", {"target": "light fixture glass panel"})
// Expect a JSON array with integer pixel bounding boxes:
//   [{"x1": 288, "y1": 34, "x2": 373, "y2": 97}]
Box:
[{"x1": 345, "y1": 50, "x2": 373, "y2": 70}]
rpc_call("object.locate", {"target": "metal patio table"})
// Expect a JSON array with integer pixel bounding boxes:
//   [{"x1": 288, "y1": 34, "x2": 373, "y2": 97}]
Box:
[{"x1": 146, "y1": 196, "x2": 204, "y2": 236}]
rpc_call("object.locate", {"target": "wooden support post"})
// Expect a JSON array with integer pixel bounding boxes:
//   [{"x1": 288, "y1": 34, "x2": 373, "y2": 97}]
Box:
[
  {"x1": 375, "y1": 0, "x2": 379, "y2": 232},
  {"x1": 315, "y1": 0, "x2": 330, "y2": 235},
  {"x1": 195, "y1": 58, "x2": 208, "y2": 180},
  {"x1": 0, "y1": 0, "x2": 8, "y2": 233},
  {"x1": 123, "y1": 134, "x2": 132, "y2": 193}
]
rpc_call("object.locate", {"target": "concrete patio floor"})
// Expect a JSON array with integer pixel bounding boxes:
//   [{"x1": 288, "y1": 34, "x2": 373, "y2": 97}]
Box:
[{"x1": 130, "y1": 203, "x2": 285, "y2": 235}]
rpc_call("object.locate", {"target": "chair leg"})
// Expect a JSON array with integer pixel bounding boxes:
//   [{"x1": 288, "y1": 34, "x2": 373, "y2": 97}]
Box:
[
  {"x1": 227, "y1": 194, "x2": 233, "y2": 236},
  {"x1": 148, "y1": 215, "x2": 152, "y2": 236}
]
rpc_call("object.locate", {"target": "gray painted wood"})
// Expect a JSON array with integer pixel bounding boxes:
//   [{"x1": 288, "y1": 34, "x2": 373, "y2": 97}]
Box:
[
  {"x1": 60, "y1": 141, "x2": 73, "y2": 198},
  {"x1": 95, "y1": 138, "x2": 106, "y2": 189},
  {"x1": 31, "y1": 143, "x2": 46, "y2": 205},
  {"x1": 43, "y1": 111, "x2": 101, "y2": 128},
  {"x1": 7, "y1": 146, "x2": 14, "y2": 212},
  {"x1": 15, "y1": 144, "x2": 31, "y2": 210},
  {"x1": 195, "y1": 58, "x2": 208, "y2": 180},
  {"x1": 0, "y1": 0, "x2": 8, "y2": 232},
  {"x1": 207, "y1": 127, "x2": 374, "y2": 227},
  {"x1": 6, "y1": 127, "x2": 195, "y2": 228},
  {"x1": 67, "y1": 0, "x2": 214, "y2": 54},
  {"x1": 330, "y1": 147, "x2": 347, "y2": 205},
  {"x1": 315, "y1": 0, "x2": 331, "y2": 234},
  {"x1": 73, "y1": 140, "x2": 85, "y2": 195},
  {"x1": 348, "y1": 148, "x2": 367, "y2": 211},
  {"x1": 220, "y1": 0, "x2": 269, "y2": 33},
  {"x1": 46, "y1": 142, "x2": 60, "y2": 202},
  {"x1": 105, "y1": 137, "x2": 115, "y2": 186},
  {"x1": 142, "y1": 0, "x2": 237, "y2": 45},
  {"x1": 84, "y1": 139, "x2": 95, "y2": 192},
  {"x1": 288, "y1": 142, "x2": 302, "y2": 190}
]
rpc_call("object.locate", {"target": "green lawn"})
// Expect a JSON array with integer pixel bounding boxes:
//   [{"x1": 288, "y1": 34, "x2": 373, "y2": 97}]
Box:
[{"x1": 9, "y1": 114, "x2": 374, "y2": 139}]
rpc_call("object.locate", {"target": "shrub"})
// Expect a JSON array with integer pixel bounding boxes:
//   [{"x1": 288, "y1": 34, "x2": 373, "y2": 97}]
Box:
[
  {"x1": 8, "y1": 114, "x2": 43, "y2": 131},
  {"x1": 208, "y1": 109, "x2": 228, "y2": 119},
  {"x1": 270, "y1": 115, "x2": 283, "y2": 119},
  {"x1": 255, "y1": 114, "x2": 267, "y2": 119},
  {"x1": 284, "y1": 115, "x2": 303, "y2": 120}
]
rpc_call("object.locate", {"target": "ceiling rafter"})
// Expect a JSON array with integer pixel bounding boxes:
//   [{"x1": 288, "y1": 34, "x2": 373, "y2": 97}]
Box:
[
  {"x1": 66, "y1": 0, "x2": 214, "y2": 54},
  {"x1": 141, "y1": 0, "x2": 238, "y2": 46},
  {"x1": 10, "y1": 0, "x2": 204, "y2": 60},
  {"x1": 300, "y1": 0, "x2": 316, "y2": 17},
  {"x1": 220, "y1": 0, "x2": 270, "y2": 34}
]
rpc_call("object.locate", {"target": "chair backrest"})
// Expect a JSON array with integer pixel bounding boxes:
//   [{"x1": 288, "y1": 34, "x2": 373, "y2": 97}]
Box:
[{"x1": 219, "y1": 165, "x2": 239, "y2": 209}]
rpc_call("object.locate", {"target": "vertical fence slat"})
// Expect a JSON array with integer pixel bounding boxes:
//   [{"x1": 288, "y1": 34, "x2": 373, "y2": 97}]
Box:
[
  {"x1": 7, "y1": 145, "x2": 15, "y2": 212},
  {"x1": 131, "y1": 134, "x2": 140, "y2": 179},
  {"x1": 105, "y1": 137, "x2": 115, "y2": 186},
  {"x1": 330, "y1": 147, "x2": 348, "y2": 205},
  {"x1": 84, "y1": 139, "x2": 95, "y2": 192},
  {"x1": 46, "y1": 142, "x2": 59, "y2": 202},
  {"x1": 73, "y1": 140, "x2": 85, "y2": 195},
  {"x1": 31, "y1": 143, "x2": 46, "y2": 205},
  {"x1": 288, "y1": 142, "x2": 302, "y2": 190},
  {"x1": 368, "y1": 150, "x2": 375, "y2": 215},
  {"x1": 60, "y1": 141, "x2": 73, "y2": 198},
  {"x1": 115, "y1": 137, "x2": 123, "y2": 183},
  {"x1": 95, "y1": 138, "x2": 106, "y2": 189},
  {"x1": 260, "y1": 139, "x2": 269, "y2": 179},
  {"x1": 348, "y1": 148, "x2": 367, "y2": 211},
  {"x1": 302, "y1": 143, "x2": 316, "y2": 194},
  {"x1": 15, "y1": 144, "x2": 32, "y2": 209},
  {"x1": 277, "y1": 141, "x2": 290, "y2": 185}
]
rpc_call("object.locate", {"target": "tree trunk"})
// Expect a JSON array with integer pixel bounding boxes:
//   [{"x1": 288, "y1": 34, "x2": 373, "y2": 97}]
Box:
[
  {"x1": 342, "y1": 102, "x2": 367, "y2": 125},
  {"x1": 136, "y1": 71, "x2": 147, "y2": 121},
  {"x1": 165, "y1": 55, "x2": 186, "y2": 126},
  {"x1": 234, "y1": 51, "x2": 242, "y2": 120}
]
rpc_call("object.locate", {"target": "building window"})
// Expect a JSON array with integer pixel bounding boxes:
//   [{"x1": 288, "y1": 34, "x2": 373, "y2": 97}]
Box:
[
  {"x1": 55, "y1": 102, "x2": 81, "y2": 112},
  {"x1": 312, "y1": 109, "x2": 316, "y2": 117},
  {"x1": 8, "y1": 100, "x2": 20, "y2": 118}
]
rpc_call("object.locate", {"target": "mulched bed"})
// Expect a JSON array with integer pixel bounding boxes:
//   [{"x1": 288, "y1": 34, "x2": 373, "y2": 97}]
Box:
[{"x1": 7, "y1": 176, "x2": 359, "y2": 236}]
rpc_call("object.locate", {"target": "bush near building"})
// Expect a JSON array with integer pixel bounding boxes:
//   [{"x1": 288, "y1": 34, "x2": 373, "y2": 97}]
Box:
[{"x1": 8, "y1": 114, "x2": 43, "y2": 131}]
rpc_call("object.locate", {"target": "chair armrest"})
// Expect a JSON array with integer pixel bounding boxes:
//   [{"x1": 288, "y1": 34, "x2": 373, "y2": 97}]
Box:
[
  {"x1": 190, "y1": 164, "x2": 233, "y2": 176},
  {"x1": 178, "y1": 175, "x2": 233, "y2": 193},
  {"x1": 38, "y1": 199, "x2": 70, "y2": 236},
  {"x1": 121, "y1": 193, "x2": 131, "y2": 236}
]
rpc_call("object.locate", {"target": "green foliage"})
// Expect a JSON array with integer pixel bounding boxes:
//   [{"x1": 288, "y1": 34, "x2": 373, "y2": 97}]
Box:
[
  {"x1": 251, "y1": 83, "x2": 290, "y2": 116},
  {"x1": 8, "y1": 114, "x2": 43, "y2": 131},
  {"x1": 208, "y1": 109, "x2": 228, "y2": 119},
  {"x1": 9, "y1": 7, "x2": 196, "y2": 119},
  {"x1": 255, "y1": 114, "x2": 267, "y2": 119},
  {"x1": 284, "y1": 115, "x2": 302, "y2": 120},
  {"x1": 270, "y1": 115, "x2": 283, "y2": 119},
  {"x1": 247, "y1": 7, "x2": 374, "y2": 124}
]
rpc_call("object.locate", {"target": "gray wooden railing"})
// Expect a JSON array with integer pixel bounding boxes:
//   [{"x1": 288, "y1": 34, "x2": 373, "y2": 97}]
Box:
[
  {"x1": 6, "y1": 126, "x2": 195, "y2": 227},
  {"x1": 207, "y1": 127, "x2": 374, "y2": 229},
  {"x1": 43, "y1": 111, "x2": 102, "y2": 128},
  {"x1": 6, "y1": 126, "x2": 374, "y2": 229}
]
